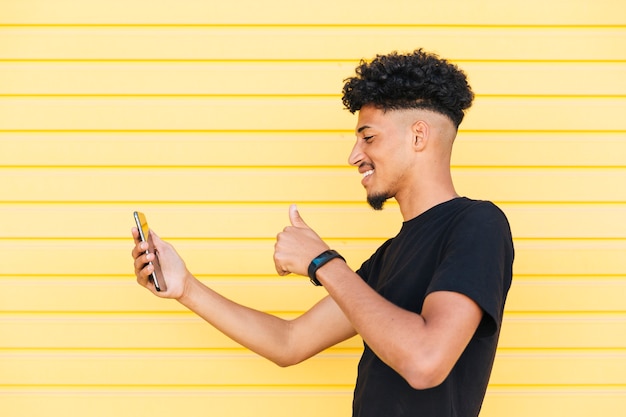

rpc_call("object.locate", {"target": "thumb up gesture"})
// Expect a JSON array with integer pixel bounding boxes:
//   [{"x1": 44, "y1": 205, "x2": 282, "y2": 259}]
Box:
[{"x1": 274, "y1": 204, "x2": 329, "y2": 277}]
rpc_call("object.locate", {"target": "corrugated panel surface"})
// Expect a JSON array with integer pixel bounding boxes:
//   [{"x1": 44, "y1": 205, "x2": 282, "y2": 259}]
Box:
[{"x1": 1, "y1": 1, "x2": 625, "y2": 416}]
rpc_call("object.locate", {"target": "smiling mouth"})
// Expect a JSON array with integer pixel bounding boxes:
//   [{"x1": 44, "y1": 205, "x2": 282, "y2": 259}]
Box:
[{"x1": 363, "y1": 169, "x2": 374, "y2": 179}]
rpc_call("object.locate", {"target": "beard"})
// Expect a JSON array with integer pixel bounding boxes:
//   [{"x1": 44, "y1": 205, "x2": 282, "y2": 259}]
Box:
[{"x1": 367, "y1": 192, "x2": 391, "y2": 210}]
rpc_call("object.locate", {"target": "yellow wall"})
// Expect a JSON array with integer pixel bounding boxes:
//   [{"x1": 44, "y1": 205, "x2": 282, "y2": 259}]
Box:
[{"x1": 1, "y1": 1, "x2": 625, "y2": 416}]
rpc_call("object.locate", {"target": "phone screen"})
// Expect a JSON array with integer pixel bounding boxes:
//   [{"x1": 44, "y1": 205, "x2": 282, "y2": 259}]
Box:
[{"x1": 133, "y1": 211, "x2": 167, "y2": 292}]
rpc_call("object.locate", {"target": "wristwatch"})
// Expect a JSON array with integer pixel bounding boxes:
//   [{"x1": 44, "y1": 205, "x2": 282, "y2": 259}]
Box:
[{"x1": 307, "y1": 249, "x2": 346, "y2": 286}]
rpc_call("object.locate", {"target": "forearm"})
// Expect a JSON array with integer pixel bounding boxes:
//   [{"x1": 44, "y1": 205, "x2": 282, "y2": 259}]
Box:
[{"x1": 177, "y1": 274, "x2": 295, "y2": 366}]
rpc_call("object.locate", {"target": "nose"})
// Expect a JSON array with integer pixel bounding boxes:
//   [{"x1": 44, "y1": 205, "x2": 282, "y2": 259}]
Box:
[{"x1": 348, "y1": 139, "x2": 363, "y2": 167}]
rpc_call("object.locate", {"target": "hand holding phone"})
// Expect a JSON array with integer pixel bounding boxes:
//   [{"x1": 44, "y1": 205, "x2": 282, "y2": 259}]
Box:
[{"x1": 133, "y1": 211, "x2": 167, "y2": 292}]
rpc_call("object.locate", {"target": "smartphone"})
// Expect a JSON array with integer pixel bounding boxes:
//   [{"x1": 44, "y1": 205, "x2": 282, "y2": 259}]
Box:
[{"x1": 133, "y1": 211, "x2": 167, "y2": 292}]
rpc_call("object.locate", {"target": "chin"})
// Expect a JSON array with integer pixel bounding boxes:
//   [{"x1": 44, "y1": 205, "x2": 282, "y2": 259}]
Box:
[{"x1": 367, "y1": 193, "x2": 389, "y2": 211}]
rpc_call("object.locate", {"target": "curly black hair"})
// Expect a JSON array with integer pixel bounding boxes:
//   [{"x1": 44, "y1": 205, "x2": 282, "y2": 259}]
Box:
[{"x1": 341, "y1": 49, "x2": 474, "y2": 128}]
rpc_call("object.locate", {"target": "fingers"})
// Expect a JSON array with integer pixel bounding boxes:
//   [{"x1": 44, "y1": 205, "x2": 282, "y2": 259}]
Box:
[
  {"x1": 130, "y1": 226, "x2": 148, "y2": 252},
  {"x1": 131, "y1": 226, "x2": 155, "y2": 286},
  {"x1": 134, "y1": 257, "x2": 155, "y2": 291},
  {"x1": 275, "y1": 263, "x2": 290, "y2": 276},
  {"x1": 131, "y1": 229, "x2": 146, "y2": 258},
  {"x1": 275, "y1": 204, "x2": 329, "y2": 277},
  {"x1": 132, "y1": 243, "x2": 152, "y2": 274},
  {"x1": 273, "y1": 233, "x2": 291, "y2": 276},
  {"x1": 131, "y1": 228, "x2": 164, "y2": 259},
  {"x1": 131, "y1": 226, "x2": 140, "y2": 243}
]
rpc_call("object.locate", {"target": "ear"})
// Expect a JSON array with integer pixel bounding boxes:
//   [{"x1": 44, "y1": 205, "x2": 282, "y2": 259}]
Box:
[{"x1": 411, "y1": 120, "x2": 429, "y2": 151}]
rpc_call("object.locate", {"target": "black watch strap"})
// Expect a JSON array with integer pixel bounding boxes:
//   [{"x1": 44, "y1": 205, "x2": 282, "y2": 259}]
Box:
[{"x1": 307, "y1": 249, "x2": 345, "y2": 286}]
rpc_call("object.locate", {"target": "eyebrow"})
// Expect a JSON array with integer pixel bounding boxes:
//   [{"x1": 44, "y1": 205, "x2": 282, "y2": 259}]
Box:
[{"x1": 357, "y1": 125, "x2": 371, "y2": 133}]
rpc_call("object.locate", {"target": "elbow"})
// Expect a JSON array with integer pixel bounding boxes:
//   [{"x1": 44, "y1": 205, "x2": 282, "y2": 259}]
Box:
[
  {"x1": 269, "y1": 350, "x2": 308, "y2": 368},
  {"x1": 273, "y1": 357, "x2": 298, "y2": 368},
  {"x1": 398, "y1": 356, "x2": 451, "y2": 390},
  {"x1": 405, "y1": 371, "x2": 447, "y2": 391}
]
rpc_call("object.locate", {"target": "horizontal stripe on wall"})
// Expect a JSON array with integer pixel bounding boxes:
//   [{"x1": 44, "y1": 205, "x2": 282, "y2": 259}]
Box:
[
  {"x1": 1, "y1": 239, "x2": 625, "y2": 275},
  {"x1": 1, "y1": 313, "x2": 624, "y2": 349},
  {"x1": 1, "y1": 350, "x2": 624, "y2": 385},
  {"x1": 1, "y1": 97, "x2": 623, "y2": 131},
  {"x1": 1, "y1": 62, "x2": 624, "y2": 96},
  {"x1": 1, "y1": 27, "x2": 624, "y2": 61},
  {"x1": 482, "y1": 388, "x2": 626, "y2": 417},
  {"x1": 0, "y1": 389, "x2": 353, "y2": 417},
  {"x1": 1, "y1": 203, "x2": 625, "y2": 238},
  {"x1": 1, "y1": 387, "x2": 624, "y2": 417},
  {"x1": 2, "y1": 132, "x2": 625, "y2": 167},
  {"x1": 1, "y1": 0, "x2": 623, "y2": 25},
  {"x1": 0, "y1": 351, "x2": 359, "y2": 385},
  {"x1": 2, "y1": 167, "x2": 626, "y2": 202},
  {"x1": 1, "y1": 276, "x2": 624, "y2": 315},
  {"x1": 0, "y1": 276, "x2": 624, "y2": 314}
]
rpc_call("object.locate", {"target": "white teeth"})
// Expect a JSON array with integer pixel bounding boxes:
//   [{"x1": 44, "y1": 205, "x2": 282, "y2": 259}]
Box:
[{"x1": 363, "y1": 169, "x2": 374, "y2": 178}]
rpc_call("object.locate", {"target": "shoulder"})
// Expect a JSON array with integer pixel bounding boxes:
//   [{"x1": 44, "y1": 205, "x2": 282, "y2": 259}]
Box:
[
  {"x1": 451, "y1": 198, "x2": 511, "y2": 233},
  {"x1": 457, "y1": 198, "x2": 507, "y2": 217},
  {"x1": 441, "y1": 198, "x2": 514, "y2": 264}
]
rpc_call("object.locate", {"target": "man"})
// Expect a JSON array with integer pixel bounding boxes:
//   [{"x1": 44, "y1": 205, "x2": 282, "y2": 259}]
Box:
[{"x1": 132, "y1": 49, "x2": 514, "y2": 417}]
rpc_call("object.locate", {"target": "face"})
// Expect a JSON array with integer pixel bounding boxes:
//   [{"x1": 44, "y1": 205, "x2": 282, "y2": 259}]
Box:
[{"x1": 348, "y1": 105, "x2": 417, "y2": 210}]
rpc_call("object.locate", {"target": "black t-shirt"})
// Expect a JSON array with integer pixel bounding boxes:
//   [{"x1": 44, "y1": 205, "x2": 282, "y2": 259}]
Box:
[{"x1": 353, "y1": 197, "x2": 514, "y2": 417}]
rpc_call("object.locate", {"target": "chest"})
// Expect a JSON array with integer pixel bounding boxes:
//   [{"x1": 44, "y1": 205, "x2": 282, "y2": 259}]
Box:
[{"x1": 366, "y1": 224, "x2": 450, "y2": 312}]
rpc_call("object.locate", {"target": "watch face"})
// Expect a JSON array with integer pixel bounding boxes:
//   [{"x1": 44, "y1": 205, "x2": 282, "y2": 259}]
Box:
[{"x1": 308, "y1": 250, "x2": 345, "y2": 286}]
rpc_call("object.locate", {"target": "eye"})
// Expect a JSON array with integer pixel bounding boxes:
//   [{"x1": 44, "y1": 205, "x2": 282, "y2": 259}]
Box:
[{"x1": 363, "y1": 135, "x2": 374, "y2": 143}]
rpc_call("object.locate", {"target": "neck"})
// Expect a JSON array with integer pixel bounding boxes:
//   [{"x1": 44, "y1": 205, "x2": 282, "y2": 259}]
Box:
[{"x1": 396, "y1": 174, "x2": 458, "y2": 221}]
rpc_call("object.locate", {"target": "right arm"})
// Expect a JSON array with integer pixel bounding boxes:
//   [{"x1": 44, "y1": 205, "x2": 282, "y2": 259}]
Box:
[{"x1": 132, "y1": 228, "x2": 356, "y2": 367}]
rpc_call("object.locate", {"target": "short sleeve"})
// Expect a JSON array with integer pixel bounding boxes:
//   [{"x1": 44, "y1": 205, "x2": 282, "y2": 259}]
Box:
[{"x1": 426, "y1": 202, "x2": 514, "y2": 337}]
